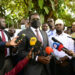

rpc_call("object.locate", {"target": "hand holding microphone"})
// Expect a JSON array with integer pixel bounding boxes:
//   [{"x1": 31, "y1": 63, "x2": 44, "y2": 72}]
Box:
[
  {"x1": 29, "y1": 37, "x2": 50, "y2": 64},
  {"x1": 35, "y1": 46, "x2": 52, "y2": 64},
  {"x1": 30, "y1": 37, "x2": 42, "y2": 59},
  {"x1": 30, "y1": 37, "x2": 37, "y2": 59},
  {"x1": 53, "y1": 42, "x2": 75, "y2": 57},
  {"x1": 45, "y1": 46, "x2": 58, "y2": 59},
  {"x1": 45, "y1": 46, "x2": 63, "y2": 63},
  {"x1": 30, "y1": 37, "x2": 42, "y2": 50},
  {"x1": 15, "y1": 34, "x2": 26, "y2": 43},
  {"x1": 12, "y1": 34, "x2": 26, "y2": 53}
]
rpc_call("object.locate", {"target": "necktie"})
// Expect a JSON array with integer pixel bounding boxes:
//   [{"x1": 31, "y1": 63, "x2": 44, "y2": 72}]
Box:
[
  {"x1": 0, "y1": 30, "x2": 7, "y2": 56},
  {"x1": 35, "y1": 29, "x2": 42, "y2": 43}
]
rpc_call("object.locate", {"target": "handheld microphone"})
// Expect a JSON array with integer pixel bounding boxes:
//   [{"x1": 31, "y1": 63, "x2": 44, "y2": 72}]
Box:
[
  {"x1": 53, "y1": 42, "x2": 64, "y2": 51},
  {"x1": 52, "y1": 37, "x2": 71, "y2": 52},
  {"x1": 45, "y1": 46, "x2": 62, "y2": 60},
  {"x1": 30, "y1": 37, "x2": 42, "y2": 50},
  {"x1": 15, "y1": 34, "x2": 26, "y2": 43},
  {"x1": 53, "y1": 42, "x2": 60, "y2": 49},
  {"x1": 30, "y1": 37, "x2": 37, "y2": 46},
  {"x1": 30, "y1": 37, "x2": 43, "y2": 58},
  {"x1": 52, "y1": 37, "x2": 62, "y2": 44},
  {"x1": 45, "y1": 46, "x2": 54, "y2": 56},
  {"x1": 53, "y1": 42, "x2": 75, "y2": 57},
  {"x1": 30, "y1": 37, "x2": 37, "y2": 59}
]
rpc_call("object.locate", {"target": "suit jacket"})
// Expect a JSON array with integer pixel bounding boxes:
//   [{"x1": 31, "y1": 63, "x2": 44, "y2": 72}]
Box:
[
  {"x1": 17, "y1": 27, "x2": 50, "y2": 75},
  {"x1": 0, "y1": 30, "x2": 11, "y2": 69}
]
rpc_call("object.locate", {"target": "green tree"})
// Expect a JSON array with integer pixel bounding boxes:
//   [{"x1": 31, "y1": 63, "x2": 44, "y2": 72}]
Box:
[{"x1": 0, "y1": 0, "x2": 75, "y2": 27}]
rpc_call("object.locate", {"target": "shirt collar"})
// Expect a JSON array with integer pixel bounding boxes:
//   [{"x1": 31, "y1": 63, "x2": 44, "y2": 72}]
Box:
[
  {"x1": 55, "y1": 31, "x2": 64, "y2": 36},
  {"x1": 30, "y1": 27, "x2": 39, "y2": 31}
]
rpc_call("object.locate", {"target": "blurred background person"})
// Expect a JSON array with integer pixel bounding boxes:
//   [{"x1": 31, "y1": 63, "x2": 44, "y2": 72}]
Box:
[
  {"x1": 71, "y1": 22, "x2": 75, "y2": 39},
  {"x1": 47, "y1": 18, "x2": 56, "y2": 37},
  {"x1": 20, "y1": 18, "x2": 29, "y2": 30},
  {"x1": 0, "y1": 17, "x2": 18, "y2": 75},
  {"x1": 42, "y1": 23, "x2": 48, "y2": 32},
  {"x1": 8, "y1": 27, "x2": 16, "y2": 39},
  {"x1": 70, "y1": 22, "x2": 75, "y2": 74},
  {"x1": 65, "y1": 26, "x2": 71, "y2": 34}
]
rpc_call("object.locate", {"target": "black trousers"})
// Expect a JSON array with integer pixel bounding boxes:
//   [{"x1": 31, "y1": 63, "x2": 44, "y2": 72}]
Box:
[
  {"x1": 55, "y1": 63, "x2": 73, "y2": 75},
  {"x1": 50, "y1": 58, "x2": 73, "y2": 75},
  {"x1": 41, "y1": 65, "x2": 51, "y2": 75},
  {"x1": 70, "y1": 58, "x2": 75, "y2": 75}
]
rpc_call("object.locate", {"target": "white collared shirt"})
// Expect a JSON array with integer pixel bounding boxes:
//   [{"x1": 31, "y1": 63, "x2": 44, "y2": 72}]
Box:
[
  {"x1": 49, "y1": 32, "x2": 74, "y2": 59},
  {"x1": 30, "y1": 27, "x2": 43, "y2": 44},
  {"x1": 0, "y1": 31, "x2": 10, "y2": 57}
]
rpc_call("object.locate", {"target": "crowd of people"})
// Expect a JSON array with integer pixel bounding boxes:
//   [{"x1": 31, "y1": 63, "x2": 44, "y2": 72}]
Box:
[{"x1": 0, "y1": 12, "x2": 75, "y2": 75}]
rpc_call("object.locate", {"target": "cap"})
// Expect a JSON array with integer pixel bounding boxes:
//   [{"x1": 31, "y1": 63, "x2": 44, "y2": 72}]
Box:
[{"x1": 55, "y1": 19, "x2": 64, "y2": 26}]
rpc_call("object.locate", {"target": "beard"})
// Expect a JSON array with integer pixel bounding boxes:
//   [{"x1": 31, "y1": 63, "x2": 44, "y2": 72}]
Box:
[
  {"x1": 0, "y1": 26, "x2": 5, "y2": 29},
  {"x1": 56, "y1": 30, "x2": 62, "y2": 35}
]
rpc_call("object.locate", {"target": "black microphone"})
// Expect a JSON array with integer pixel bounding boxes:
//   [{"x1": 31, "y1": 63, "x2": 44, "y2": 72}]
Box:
[
  {"x1": 15, "y1": 34, "x2": 26, "y2": 43},
  {"x1": 52, "y1": 37, "x2": 68, "y2": 50},
  {"x1": 52, "y1": 37, "x2": 75, "y2": 57},
  {"x1": 52, "y1": 37, "x2": 62, "y2": 44},
  {"x1": 30, "y1": 37, "x2": 37, "y2": 59},
  {"x1": 30, "y1": 37, "x2": 42, "y2": 59}
]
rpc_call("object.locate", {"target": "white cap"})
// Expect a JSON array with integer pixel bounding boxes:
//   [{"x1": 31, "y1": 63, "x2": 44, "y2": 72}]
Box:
[
  {"x1": 72, "y1": 22, "x2": 75, "y2": 25},
  {"x1": 55, "y1": 19, "x2": 64, "y2": 26}
]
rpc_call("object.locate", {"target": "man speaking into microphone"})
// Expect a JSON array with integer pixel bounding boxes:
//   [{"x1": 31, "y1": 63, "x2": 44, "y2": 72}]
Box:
[
  {"x1": 49, "y1": 19, "x2": 74, "y2": 75},
  {"x1": 17, "y1": 13, "x2": 51, "y2": 75}
]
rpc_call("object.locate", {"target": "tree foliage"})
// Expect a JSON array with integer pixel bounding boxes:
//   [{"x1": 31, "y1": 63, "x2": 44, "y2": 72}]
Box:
[{"x1": 0, "y1": 0, "x2": 75, "y2": 27}]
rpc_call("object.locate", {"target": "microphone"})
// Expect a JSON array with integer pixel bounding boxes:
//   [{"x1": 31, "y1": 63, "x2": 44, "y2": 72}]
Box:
[
  {"x1": 52, "y1": 37, "x2": 62, "y2": 44},
  {"x1": 45, "y1": 46, "x2": 61, "y2": 60},
  {"x1": 45, "y1": 46, "x2": 54, "y2": 56},
  {"x1": 53, "y1": 42, "x2": 75, "y2": 57},
  {"x1": 30, "y1": 37, "x2": 42, "y2": 59},
  {"x1": 30, "y1": 37, "x2": 37, "y2": 59},
  {"x1": 15, "y1": 34, "x2": 26, "y2": 43},
  {"x1": 52, "y1": 37, "x2": 71, "y2": 52},
  {"x1": 30, "y1": 37, "x2": 37, "y2": 46},
  {"x1": 30, "y1": 37, "x2": 42, "y2": 50},
  {"x1": 53, "y1": 42, "x2": 64, "y2": 51}
]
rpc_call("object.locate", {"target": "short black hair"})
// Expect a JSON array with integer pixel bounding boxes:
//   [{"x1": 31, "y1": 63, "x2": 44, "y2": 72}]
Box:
[
  {"x1": 29, "y1": 13, "x2": 39, "y2": 21},
  {"x1": 42, "y1": 23, "x2": 48, "y2": 25}
]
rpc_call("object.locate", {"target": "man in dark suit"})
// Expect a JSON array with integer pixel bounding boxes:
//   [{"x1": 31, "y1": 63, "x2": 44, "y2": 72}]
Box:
[
  {"x1": 0, "y1": 17, "x2": 19, "y2": 75},
  {"x1": 17, "y1": 13, "x2": 51, "y2": 75}
]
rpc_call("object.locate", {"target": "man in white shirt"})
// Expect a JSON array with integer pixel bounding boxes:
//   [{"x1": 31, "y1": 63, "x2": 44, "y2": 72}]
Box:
[{"x1": 49, "y1": 19, "x2": 74, "y2": 75}]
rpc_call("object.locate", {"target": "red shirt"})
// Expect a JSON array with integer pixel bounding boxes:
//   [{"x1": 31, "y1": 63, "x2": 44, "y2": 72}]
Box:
[{"x1": 5, "y1": 58, "x2": 29, "y2": 75}]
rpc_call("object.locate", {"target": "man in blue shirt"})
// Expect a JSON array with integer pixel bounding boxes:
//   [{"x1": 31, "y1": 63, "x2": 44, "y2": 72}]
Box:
[{"x1": 47, "y1": 18, "x2": 56, "y2": 37}]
